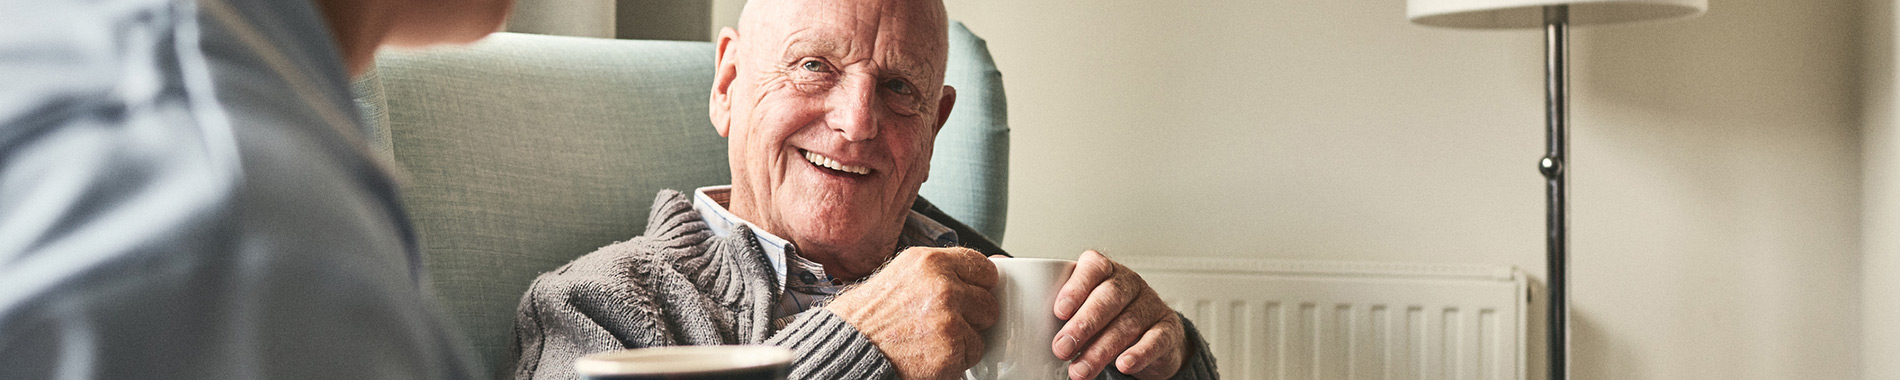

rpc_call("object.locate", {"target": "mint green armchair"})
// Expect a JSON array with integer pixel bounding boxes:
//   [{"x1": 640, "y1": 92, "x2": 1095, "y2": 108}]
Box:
[{"x1": 351, "y1": 23, "x2": 1009, "y2": 377}]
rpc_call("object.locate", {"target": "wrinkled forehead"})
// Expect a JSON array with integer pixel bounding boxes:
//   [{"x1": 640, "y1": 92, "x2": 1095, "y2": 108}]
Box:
[{"x1": 742, "y1": 0, "x2": 949, "y2": 78}]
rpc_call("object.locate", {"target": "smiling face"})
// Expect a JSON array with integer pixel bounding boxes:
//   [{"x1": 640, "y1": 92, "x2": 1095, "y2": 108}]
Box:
[{"x1": 709, "y1": 0, "x2": 954, "y2": 281}]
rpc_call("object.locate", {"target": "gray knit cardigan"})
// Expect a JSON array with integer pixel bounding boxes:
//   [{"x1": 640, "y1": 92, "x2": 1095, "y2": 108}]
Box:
[{"x1": 510, "y1": 190, "x2": 1219, "y2": 379}]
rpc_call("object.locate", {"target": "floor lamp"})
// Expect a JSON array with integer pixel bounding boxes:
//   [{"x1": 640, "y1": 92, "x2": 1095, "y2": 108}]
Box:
[{"x1": 1404, "y1": 1, "x2": 1705, "y2": 379}]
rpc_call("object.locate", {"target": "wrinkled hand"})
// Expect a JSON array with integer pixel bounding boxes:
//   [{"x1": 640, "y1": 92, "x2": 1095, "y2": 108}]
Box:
[
  {"x1": 825, "y1": 247, "x2": 1000, "y2": 380},
  {"x1": 1053, "y1": 250, "x2": 1187, "y2": 380}
]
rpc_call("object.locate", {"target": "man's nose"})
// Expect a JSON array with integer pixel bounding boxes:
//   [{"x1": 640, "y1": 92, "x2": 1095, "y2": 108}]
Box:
[{"x1": 826, "y1": 76, "x2": 878, "y2": 142}]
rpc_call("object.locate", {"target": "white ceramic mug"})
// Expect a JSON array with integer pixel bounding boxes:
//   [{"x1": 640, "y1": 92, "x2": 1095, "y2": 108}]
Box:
[{"x1": 966, "y1": 258, "x2": 1076, "y2": 380}]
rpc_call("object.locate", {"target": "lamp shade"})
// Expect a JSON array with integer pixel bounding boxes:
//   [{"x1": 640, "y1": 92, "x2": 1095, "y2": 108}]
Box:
[{"x1": 1408, "y1": 0, "x2": 1706, "y2": 28}]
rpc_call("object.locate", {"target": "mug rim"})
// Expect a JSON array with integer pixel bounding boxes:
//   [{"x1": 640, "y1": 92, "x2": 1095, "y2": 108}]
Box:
[{"x1": 574, "y1": 345, "x2": 792, "y2": 375}]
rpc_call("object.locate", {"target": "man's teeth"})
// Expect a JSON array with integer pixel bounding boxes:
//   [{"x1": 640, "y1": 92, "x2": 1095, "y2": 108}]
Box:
[{"x1": 804, "y1": 150, "x2": 871, "y2": 175}]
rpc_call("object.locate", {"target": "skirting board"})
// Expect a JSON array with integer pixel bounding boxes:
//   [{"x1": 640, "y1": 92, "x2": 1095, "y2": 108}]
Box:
[{"x1": 1120, "y1": 257, "x2": 1528, "y2": 380}]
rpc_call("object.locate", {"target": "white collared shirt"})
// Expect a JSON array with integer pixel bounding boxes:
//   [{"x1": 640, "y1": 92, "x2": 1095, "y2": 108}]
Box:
[{"x1": 692, "y1": 186, "x2": 959, "y2": 329}]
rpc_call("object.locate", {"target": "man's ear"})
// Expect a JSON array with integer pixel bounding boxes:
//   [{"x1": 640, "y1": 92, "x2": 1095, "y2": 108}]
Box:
[
  {"x1": 710, "y1": 27, "x2": 741, "y2": 137},
  {"x1": 933, "y1": 85, "x2": 957, "y2": 133}
]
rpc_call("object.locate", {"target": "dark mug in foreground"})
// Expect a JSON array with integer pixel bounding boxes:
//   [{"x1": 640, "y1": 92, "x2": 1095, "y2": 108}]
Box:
[{"x1": 575, "y1": 345, "x2": 792, "y2": 380}]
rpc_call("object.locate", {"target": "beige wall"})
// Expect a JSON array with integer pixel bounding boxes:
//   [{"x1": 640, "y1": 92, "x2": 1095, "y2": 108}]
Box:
[
  {"x1": 615, "y1": 0, "x2": 712, "y2": 41},
  {"x1": 505, "y1": 0, "x2": 616, "y2": 38},
  {"x1": 707, "y1": 0, "x2": 1867, "y2": 378},
  {"x1": 939, "y1": 0, "x2": 1861, "y2": 380},
  {"x1": 1865, "y1": 0, "x2": 1898, "y2": 379},
  {"x1": 1563, "y1": 0, "x2": 1861, "y2": 378},
  {"x1": 712, "y1": 0, "x2": 747, "y2": 41}
]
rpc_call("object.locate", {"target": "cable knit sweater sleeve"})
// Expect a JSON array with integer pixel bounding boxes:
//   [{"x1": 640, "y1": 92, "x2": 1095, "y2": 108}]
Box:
[
  {"x1": 763, "y1": 308, "x2": 897, "y2": 379},
  {"x1": 509, "y1": 190, "x2": 895, "y2": 380}
]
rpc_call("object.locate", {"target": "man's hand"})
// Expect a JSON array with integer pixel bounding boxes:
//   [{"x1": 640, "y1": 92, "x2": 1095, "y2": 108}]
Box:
[
  {"x1": 1053, "y1": 250, "x2": 1188, "y2": 380},
  {"x1": 825, "y1": 247, "x2": 1000, "y2": 380}
]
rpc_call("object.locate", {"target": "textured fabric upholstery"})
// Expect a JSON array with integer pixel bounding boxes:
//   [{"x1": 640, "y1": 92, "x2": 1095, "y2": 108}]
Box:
[
  {"x1": 351, "y1": 22, "x2": 1009, "y2": 378},
  {"x1": 929, "y1": 21, "x2": 1011, "y2": 242}
]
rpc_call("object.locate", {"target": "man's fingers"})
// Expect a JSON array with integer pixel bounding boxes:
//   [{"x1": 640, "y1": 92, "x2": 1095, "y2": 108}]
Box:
[
  {"x1": 958, "y1": 280, "x2": 1001, "y2": 331},
  {"x1": 963, "y1": 251, "x2": 1000, "y2": 289},
  {"x1": 1065, "y1": 303, "x2": 1154, "y2": 380},
  {"x1": 1056, "y1": 249, "x2": 1114, "y2": 320},
  {"x1": 1054, "y1": 272, "x2": 1142, "y2": 359},
  {"x1": 947, "y1": 314, "x2": 988, "y2": 372},
  {"x1": 909, "y1": 251, "x2": 1000, "y2": 333},
  {"x1": 840, "y1": 246, "x2": 1010, "y2": 380},
  {"x1": 1117, "y1": 319, "x2": 1182, "y2": 378},
  {"x1": 927, "y1": 247, "x2": 999, "y2": 289}
]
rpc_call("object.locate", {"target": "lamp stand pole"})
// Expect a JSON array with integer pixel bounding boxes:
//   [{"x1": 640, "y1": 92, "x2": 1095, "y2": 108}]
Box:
[{"x1": 1540, "y1": 5, "x2": 1571, "y2": 380}]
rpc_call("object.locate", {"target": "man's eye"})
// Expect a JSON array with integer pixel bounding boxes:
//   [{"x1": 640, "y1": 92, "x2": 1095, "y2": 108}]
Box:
[
  {"x1": 801, "y1": 60, "x2": 829, "y2": 72},
  {"x1": 882, "y1": 79, "x2": 913, "y2": 95}
]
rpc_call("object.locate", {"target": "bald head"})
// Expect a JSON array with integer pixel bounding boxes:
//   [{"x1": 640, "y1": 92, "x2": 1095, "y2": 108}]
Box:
[
  {"x1": 734, "y1": 0, "x2": 950, "y2": 91},
  {"x1": 737, "y1": 0, "x2": 950, "y2": 36},
  {"x1": 707, "y1": 0, "x2": 958, "y2": 280},
  {"x1": 735, "y1": 0, "x2": 949, "y2": 45}
]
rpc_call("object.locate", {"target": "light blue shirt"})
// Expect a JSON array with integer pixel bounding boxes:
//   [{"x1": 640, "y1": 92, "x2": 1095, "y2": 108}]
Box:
[
  {"x1": 0, "y1": 0, "x2": 480, "y2": 378},
  {"x1": 690, "y1": 186, "x2": 958, "y2": 329}
]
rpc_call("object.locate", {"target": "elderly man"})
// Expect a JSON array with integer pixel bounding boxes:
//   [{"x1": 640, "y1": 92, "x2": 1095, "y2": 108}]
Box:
[
  {"x1": 0, "y1": 0, "x2": 510, "y2": 378},
  {"x1": 510, "y1": 0, "x2": 1218, "y2": 379}
]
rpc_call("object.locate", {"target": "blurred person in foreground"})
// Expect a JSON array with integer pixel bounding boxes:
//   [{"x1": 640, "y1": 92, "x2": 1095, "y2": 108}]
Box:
[
  {"x1": 508, "y1": 0, "x2": 1219, "y2": 379},
  {"x1": 0, "y1": 0, "x2": 511, "y2": 378}
]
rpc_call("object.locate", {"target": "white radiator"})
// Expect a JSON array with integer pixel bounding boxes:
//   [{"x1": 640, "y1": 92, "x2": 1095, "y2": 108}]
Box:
[{"x1": 1121, "y1": 258, "x2": 1527, "y2": 380}]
